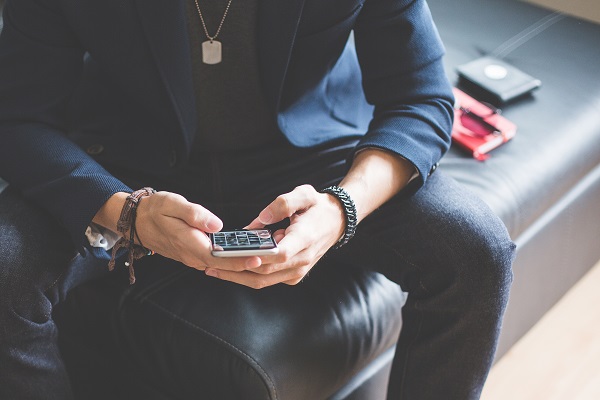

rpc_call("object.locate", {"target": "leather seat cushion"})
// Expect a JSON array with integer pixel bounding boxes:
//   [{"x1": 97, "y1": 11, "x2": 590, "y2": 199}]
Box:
[
  {"x1": 55, "y1": 257, "x2": 405, "y2": 399},
  {"x1": 429, "y1": 0, "x2": 600, "y2": 238}
]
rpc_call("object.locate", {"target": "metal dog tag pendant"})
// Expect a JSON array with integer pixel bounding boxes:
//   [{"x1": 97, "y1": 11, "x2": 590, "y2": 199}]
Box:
[{"x1": 202, "y1": 40, "x2": 222, "y2": 64}]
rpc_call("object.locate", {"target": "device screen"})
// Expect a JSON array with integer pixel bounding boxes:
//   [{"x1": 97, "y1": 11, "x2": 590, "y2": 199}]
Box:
[{"x1": 210, "y1": 229, "x2": 278, "y2": 257}]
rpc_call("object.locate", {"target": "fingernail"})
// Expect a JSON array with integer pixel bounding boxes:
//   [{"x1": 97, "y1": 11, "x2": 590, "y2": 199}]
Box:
[
  {"x1": 205, "y1": 268, "x2": 218, "y2": 277},
  {"x1": 245, "y1": 258, "x2": 260, "y2": 269},
  {"x1": 259, "y1": 210, "x2": 273, "y2": 224},
  {"x1": 206, "y1": 218, "x2": 222, "y2": 231}
]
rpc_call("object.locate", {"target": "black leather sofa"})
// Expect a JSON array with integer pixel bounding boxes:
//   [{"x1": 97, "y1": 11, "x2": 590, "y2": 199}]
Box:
[
  {"x1": 1, "y1": 0, "x2": 600, "y2": 398},
  {"x1": 431, "y1": 0, "x2": 600, "y2": 358}
]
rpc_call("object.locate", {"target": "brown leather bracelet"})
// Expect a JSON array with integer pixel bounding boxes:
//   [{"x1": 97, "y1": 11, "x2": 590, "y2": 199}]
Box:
[
  {"x1": 108, "y1": 187, "x2": 156, "y2": 284},
  {"x1": 116, "y1": 187, "x2": 156, "y2": 235}
]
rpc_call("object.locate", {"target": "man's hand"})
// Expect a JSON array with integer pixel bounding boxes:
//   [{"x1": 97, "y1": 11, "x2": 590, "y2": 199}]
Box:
[
  {"x1": 93, "y1": 150, "x2": 415, "y2": 286},
  {"x1": 203, "y1": 148, "x2": 417, "y2": 289},
  {"x1": 93, "y1": 191, "x2": 263, "y2": 272},
  {"x1": 204, "y1": 184, "x2": 346, "y2": 289}
]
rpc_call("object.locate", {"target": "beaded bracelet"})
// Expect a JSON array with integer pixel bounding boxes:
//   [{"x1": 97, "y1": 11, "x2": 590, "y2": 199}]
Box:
[
  {"x1": 108, "y1": 187, "x2": 156, "y2": 284},
  {"x1": 320, "y1": 185, "x2": 357, "y2": 249}
]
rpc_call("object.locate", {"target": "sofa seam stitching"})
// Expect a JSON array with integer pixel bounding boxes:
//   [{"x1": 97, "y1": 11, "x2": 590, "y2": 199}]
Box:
[{"x1": 141, "y1": 297, "x2": 278, "y2": 400}]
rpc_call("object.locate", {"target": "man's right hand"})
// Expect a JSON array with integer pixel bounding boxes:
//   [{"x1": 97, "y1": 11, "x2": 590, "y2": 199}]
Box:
[{"x1": 93, "y1": 191, "x2": 262, "y2": 272}]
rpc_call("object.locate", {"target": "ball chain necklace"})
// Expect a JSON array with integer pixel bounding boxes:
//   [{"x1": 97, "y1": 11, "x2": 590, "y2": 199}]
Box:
[{"x1": 192, "y1": 0, "x2": 233, "y2": 64}]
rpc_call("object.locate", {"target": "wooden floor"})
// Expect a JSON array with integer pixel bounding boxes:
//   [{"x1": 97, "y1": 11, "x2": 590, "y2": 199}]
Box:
[{"x1": 481, "y1": 259, "x2": 600, "y2": 400}]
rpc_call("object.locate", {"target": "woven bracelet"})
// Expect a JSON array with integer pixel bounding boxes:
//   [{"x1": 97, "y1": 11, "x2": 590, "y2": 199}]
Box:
[
  {"x1": 320, "y1": 185, "x2": 357, "y2": 249},
  {"x1": 108, "y1": 187, "x2": 156, "y2": 284}
]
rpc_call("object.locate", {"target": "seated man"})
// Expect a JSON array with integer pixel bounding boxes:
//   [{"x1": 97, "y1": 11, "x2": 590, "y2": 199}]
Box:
[{"x1": 0, "y1": 0, "x2": 515, "y2": 398}]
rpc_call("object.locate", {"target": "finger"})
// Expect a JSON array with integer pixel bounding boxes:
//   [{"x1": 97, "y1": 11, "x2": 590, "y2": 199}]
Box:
[
  {"x1": 208, "y1": 255, "x2": 263, "y2": 272},
  {"x1": 205, "y1": 265, "x2": 309, "y2": 290},
  {"x1": 160, "y1": 193, "x2": 223, "y2": 232},
  {"x1": 239, "y1": 229, "x2": 286, "y2": 272},
  {"x1": 167, "y1": 224, "x2": 261, "y2": 272},
  {"x1": 135, "y1": 209, "x2": 209, "y2": 255},
  {"x1": 283, "y1": 274, "x2": 310, "y2": 286},
  {"x1": 159, "y1": 221, "x2": 212, "y2": 268},
  {"x1": 243, "y1": 217, "x2": 264, "y2": 230},
  {"x1": 256, "y1": 185, "x2": 317, "y2": 225},
  {"x1": 272, "y1": 229, "x2": 285, "y2": 243},
  {"x1": 255, "y1": 228, "x2": 308, "y2": 268},
  {"x1": 184, "y1": 251, "x2": 262, "y2": 272},
  {"x1": 252, "y1": 252, "x2": 310, "y2": 275}
]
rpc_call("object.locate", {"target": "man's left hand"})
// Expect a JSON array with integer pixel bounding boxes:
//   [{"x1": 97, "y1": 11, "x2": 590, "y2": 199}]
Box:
[{"x1": 204, "y1": 184, "x2": 345, "y2": 289}]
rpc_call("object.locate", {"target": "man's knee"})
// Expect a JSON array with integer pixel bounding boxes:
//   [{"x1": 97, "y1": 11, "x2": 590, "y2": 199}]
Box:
[
  {"x1": 439, "y1": 196, "x2": 514, "y2": 304},
  {"x1": 457, "y1": 210, "x2": 515, "y2": 300},
  {"x1": 407, "y1": 174, "x2": 516, "y2": 300},
  {"x1": 0, "y1": 188, "x2": 75, "y2": 324}
]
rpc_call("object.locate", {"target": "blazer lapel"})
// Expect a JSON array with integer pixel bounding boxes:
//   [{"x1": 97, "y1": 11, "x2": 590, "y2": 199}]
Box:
[
  {"x1": 258, "y1": 0, "x2": 306, "y2": 111},
  {"x1": 134, "y1": 0, "x2": 196, "y2": 149}
]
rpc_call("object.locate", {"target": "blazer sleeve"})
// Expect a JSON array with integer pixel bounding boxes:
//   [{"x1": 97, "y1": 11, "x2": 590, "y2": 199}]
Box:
[
  {"x1": 353, "y1": 0, "x2": 454, "y2": 190},
  {"x1": 0, "y1": 0, "x2": 131, "y2": 251}
]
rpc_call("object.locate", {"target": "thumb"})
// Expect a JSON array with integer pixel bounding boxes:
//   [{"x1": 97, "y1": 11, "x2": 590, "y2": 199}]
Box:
[
  {"x1": 251, "y1": 185, "x2": 317, "y2": 227},
  {"x1": 257, "y1": 185, "x2": 318, "y2": 225},
  {"x1": 195, "y1": 207, "x2": 223, "y2": 232},
  {"x1": 244, "y1": 216, "x2": 265, "y2": 230},
  {"x1": 177, "y1": 202, "x2": 223, "y2": 232},
  {"x1": 243, "y1": 203, "x2": 279, "y2": 231}
]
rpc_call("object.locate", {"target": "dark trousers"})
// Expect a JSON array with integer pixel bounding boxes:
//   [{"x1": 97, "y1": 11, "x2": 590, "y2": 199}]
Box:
[{"x1": 0, "y1": 139, "x2": 515, "y2": 399}]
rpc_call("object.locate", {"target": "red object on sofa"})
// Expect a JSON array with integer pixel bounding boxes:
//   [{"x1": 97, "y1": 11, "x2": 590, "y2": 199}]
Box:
[{"x1": 452, "y1": 88, "x2": 517, "y2": 160}]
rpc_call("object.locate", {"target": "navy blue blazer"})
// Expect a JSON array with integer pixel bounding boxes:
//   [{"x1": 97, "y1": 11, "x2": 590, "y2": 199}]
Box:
[{"x1": 0, "y1": 0, "x2": 453, "y2": 249}]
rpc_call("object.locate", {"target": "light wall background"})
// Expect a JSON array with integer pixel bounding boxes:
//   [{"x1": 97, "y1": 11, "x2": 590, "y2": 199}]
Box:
[{"x1": 523, "y1": 0, "x2": 600, "y2": 24}]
